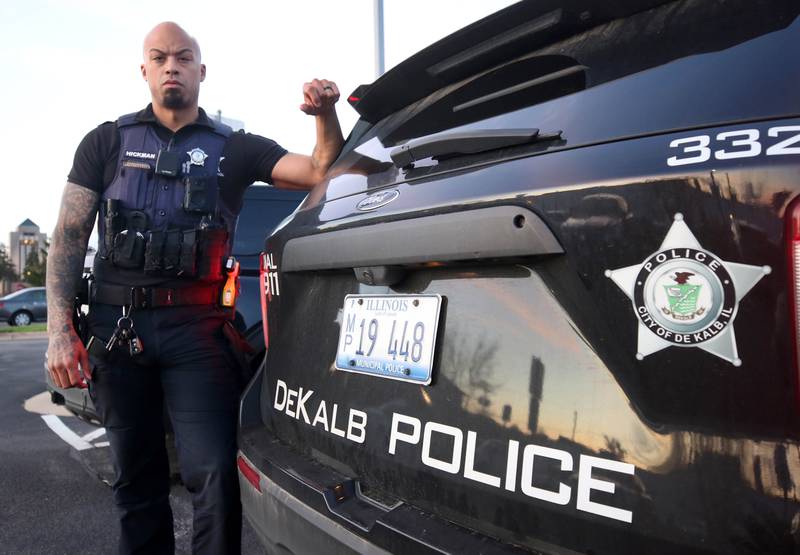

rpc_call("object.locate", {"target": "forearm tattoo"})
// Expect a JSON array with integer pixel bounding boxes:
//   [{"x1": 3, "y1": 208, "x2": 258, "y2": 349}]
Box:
[{"x1": 46, "y1": 183, "x2": 99, "y2": 334}]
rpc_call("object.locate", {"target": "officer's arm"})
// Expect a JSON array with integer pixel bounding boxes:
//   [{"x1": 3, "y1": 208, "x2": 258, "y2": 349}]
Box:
[
  {"x1": 271, "y1": 79, "x2": 344, "y2": 190},
  {"x1": 46, "y1": 182, "x2": 99, "y2": 389}
]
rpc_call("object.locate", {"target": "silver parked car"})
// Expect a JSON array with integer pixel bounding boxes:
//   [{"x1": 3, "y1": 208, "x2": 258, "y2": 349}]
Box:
[{"x1": 0, "y1": 287, "x2": 47, "y2": 326}]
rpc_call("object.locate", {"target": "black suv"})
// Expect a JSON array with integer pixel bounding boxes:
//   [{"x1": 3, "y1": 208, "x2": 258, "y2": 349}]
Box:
[
  {"x1": 46, "y1": 184, "x2": 306, "y2": 423},
  {"x1": 237, "y1": 1, "x2": 800, "y2": 553}
]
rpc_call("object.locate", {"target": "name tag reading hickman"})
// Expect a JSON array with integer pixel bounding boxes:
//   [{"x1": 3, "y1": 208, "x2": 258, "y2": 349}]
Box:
[{"x1": 605, "y1": 213, "x2": 771, "y2": 366}]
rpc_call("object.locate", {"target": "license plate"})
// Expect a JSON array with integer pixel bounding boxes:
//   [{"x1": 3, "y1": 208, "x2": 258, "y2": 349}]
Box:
[{"x1": 335, "y1": 294, "x2": 442, "y2": 385}]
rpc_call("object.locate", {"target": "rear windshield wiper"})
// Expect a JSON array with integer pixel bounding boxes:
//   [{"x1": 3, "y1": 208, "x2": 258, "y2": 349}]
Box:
[{"x1": 389, "y1": 128, "x2": 560, "y2": 168}]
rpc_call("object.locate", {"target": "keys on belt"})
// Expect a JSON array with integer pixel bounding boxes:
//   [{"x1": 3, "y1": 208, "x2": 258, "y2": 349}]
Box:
[
  {"x1": 105, "y1": 304, "x2": 144, "y2": 357},
  {"x1": 86, "y1": 293, "x2": 145, "y2": 361}
]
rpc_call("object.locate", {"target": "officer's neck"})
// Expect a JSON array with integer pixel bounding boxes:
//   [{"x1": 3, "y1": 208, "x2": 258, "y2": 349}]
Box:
[{"x1": 152, "y1": 103, "x2": 199, "y2": 133}]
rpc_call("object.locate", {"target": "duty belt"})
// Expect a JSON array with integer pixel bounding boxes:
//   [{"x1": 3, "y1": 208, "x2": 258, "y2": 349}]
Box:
[{"x1": 90, "y1": 282, "x2": 220, "y2": 309}]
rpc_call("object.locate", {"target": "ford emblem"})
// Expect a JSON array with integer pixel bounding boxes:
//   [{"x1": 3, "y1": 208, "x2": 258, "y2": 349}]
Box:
[{"x1": 356, "y1": 189, "x2": 400, "y2": 211}]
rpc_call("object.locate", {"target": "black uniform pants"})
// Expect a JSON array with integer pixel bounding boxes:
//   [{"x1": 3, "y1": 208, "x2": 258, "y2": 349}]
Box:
[{"x1": 88, "y1": 303, "x2": 242, "y2": 555}]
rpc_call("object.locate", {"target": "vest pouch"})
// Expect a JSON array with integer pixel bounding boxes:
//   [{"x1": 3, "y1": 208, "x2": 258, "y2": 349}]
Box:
[
  {"x1": 145, "y1": 230, "x2": 198, "y2": 277},
  {"x1": 112, "y1": 229, "x2": 146, "y2": 269},
  {"x1": 179, "y1": 230, "x2": 198, "y2": 277},
  {"x1": 196, "y1": 227, "x2": 229, "y2": 281},
  {"x1": 183, "y1": 176, "x2": 218, "y2": 214},
  {"x1": 112, "y1": 211, "x2": 148, "y2": 269},
  {"x1": 162, "y1": 230, "x2": 182, "y2": 273},
  {"x1": 102, "y1": 199, "x2": 123, "y2": 259},
  {"x1": 144, "y1": 231, "x2": 166, "y2": 274}
]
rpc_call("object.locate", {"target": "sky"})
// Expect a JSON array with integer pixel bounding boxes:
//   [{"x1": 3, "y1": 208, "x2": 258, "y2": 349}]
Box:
[{"x1": 0, "y1": 0, "x2": 516, "y2": 247}]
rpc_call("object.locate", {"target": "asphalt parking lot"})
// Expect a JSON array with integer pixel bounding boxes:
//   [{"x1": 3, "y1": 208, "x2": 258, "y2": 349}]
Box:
[{"x1": 0, "y1": 335, "x2": 262, "y2": 554}]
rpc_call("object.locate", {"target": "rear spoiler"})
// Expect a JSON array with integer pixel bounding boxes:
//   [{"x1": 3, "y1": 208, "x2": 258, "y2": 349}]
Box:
[{"x1": 347, "y1": 0, "x2": 674, "y2": 123}]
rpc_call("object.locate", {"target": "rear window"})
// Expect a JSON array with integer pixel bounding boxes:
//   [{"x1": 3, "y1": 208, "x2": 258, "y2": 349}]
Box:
[
  {"x1": 232, "y1": 188, "x2": 306, "y2": 255},
  {"x1": 3, "y1": 289, "x2": 34, "y2": 301},
  {"x1": 371, "y1": 0, "x2": 799, "y2": 146}
]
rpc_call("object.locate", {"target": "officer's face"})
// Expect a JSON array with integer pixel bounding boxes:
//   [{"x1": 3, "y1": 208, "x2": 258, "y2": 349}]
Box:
[{"x1": 141, "y1": 23, "x2": 205, "y2": 110}]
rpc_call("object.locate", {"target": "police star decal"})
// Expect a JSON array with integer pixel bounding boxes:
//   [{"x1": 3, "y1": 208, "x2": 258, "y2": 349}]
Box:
[{"x1": 605, "y1": 213, "x2": 771, "y2": 366}]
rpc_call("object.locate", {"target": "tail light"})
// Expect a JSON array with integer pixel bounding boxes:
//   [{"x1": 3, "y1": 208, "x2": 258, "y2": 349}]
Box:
[
  {"x1": 787, "y1": 198, "x2": 800, "y2": 402},
  {"x1": 237, "y1": 454, "x2": 262, "y2": 493},
  {"x1": 0, "y1": 302, "x2": 4, "y2": 309}
]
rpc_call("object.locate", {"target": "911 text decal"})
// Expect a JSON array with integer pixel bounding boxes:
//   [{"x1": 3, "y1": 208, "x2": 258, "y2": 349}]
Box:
[
  {"x1": 667, "y1": 125, "x2": 800, "y2": 166},
  {"x1": 274, "y1": 379, "x2": 636, "y2": 523}
]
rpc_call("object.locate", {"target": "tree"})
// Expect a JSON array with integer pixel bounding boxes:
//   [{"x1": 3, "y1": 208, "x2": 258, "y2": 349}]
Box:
[
  {"x1": 23, "y1": 248, "x2": 47, "y2": 286},
  {"x1": 0, "y1": 244, "x2": 17, "y2": 282}
]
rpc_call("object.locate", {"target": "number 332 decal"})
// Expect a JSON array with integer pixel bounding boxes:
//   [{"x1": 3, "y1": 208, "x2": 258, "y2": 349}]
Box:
[{"x1": 667, "y1": 126, "x2": 800, "y2": 166}]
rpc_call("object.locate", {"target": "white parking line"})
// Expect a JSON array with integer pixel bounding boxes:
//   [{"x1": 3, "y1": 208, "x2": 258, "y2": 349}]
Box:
[
  {"x1": 41, "y1": 414, "x2": 95, "y2": 451},
  {"x1": 81, "y1": 428, "x2": 107, "y2": 442}
]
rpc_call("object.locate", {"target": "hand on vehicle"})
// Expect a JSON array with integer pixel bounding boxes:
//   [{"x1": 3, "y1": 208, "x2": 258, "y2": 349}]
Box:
[
  {"x1": 300, "y1": 78, "x2": 339, "y2": 116},
  {"x1": 47, "y1": 327, "x2": 91, "y2": 389}
]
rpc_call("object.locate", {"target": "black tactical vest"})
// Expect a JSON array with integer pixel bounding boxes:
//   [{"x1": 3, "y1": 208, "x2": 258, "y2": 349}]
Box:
[{"x1": 95, "y1": 113, "x2": 236, "y2": 287}]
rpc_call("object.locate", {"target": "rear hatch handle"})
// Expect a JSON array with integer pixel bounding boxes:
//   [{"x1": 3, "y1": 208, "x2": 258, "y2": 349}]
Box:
[
  {"x1": 283, "y1": 205, "x2": 564, "y2": 285},
  {"x1": 389, "y1": 128, "x2": 561, "y2": 168}
]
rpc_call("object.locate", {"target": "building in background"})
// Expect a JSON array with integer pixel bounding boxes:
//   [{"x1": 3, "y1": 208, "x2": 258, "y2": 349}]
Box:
[{"x1": 9, "y1": 219, "x2": 48, "y2": 278}]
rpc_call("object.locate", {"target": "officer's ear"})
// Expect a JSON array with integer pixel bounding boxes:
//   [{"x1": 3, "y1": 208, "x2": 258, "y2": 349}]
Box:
[
  {"x1": 200, "y1": 64, "x2": 206, "y2": 82},
  {"x1": 140, "y1": 63, "x2": 148, "y2": 82}
]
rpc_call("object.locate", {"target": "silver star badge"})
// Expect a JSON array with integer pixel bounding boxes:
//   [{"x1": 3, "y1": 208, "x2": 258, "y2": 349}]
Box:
[
  {"x1": 605, "y1": 213, "x2": 771, "y2": 366},
  {"x1": 187, "y1": 147, "x2": 208, "y2": 167}
]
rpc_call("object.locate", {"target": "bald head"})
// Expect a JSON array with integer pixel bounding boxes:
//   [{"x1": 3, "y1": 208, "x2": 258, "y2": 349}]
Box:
[
  {"x1": 140, "y1": 21, "x2": 205, "y2": 114},
  {"x1": 143, "y1": 22, "x2": 201, "y2": 62}
]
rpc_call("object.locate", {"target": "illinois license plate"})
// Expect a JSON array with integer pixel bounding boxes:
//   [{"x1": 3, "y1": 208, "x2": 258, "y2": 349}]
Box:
[{"x1": 335, "y1": 294, "x2": 442, "y2": 385}]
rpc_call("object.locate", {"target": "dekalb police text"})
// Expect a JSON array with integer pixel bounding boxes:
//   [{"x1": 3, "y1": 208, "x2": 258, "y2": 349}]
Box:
[{"x1": 274, "y1": 379, "x2": 636, "y2": 523}]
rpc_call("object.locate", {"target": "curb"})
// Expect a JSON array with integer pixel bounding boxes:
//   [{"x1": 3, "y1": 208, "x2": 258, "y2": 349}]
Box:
[{"x1": 0, "y1": 331, "x2": 49, "y2": 341}]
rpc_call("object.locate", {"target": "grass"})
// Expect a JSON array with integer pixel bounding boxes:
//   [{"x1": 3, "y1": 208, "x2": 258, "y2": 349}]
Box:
[{"x1": 0, "y1": 323, "x2": 47, "y2": 333}]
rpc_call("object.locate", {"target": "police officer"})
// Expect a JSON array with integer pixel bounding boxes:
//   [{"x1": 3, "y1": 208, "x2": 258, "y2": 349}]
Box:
[{"x1": 45, "y1": 22, "x2": 343, "y2": 554}]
